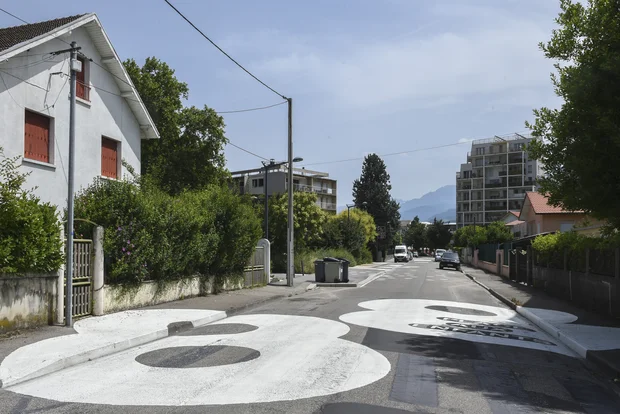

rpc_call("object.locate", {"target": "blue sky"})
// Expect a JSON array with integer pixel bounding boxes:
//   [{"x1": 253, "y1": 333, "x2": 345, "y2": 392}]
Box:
[{"x1": 1, "y1": 0, "x2": 562, "y2": 205}]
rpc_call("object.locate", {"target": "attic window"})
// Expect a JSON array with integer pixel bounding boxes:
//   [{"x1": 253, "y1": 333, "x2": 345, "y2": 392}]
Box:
[{"x1": 76, "y1": 56, "x2": 90, "y2": 101}]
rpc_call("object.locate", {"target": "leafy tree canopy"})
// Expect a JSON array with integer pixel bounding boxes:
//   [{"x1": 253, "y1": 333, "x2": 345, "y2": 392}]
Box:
[
  {"x1": 526, "y1": 0, "x2": 620, "y2": 229},
  {"x1": 352, "y1": 154, "x2": 400, "y2": 251},
  {"x1": 124, "y1": 57, "x2": 228, "y2": 194},
  {"x1": 404, "y1": 216, "x2": 427, "y2": 250},
  {"x1": 268, "y1": 192, "x2": 325, "y2": 255},
  {"x1": 335, "y1": 208, "x2": 377, "y2": 245},
  {"x1": 425, "y1": 218, "x2": 452, "y2": 250}
]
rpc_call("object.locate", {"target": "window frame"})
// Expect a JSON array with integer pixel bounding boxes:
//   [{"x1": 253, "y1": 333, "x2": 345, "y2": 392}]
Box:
[
  {"x1": 101, "y1": 136, "x2": 120, "y2": 179},
  {"x1": 23, "y1": 109, "x2": 54, "y2": 165}
]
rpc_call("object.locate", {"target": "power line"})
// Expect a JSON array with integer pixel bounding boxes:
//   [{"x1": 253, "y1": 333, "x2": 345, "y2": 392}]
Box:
[
  {"x1": 163, "y1": 0, "x2": 286, "y2": 100},
  {"x1": 0, "y1": 7, "x2": 29, "y2": 24},
  {"x1": 227, "y1": 142, "x2": 269, "y2": 161},
  {"x1": 0, "y1": 68, "x2": 48, "y2": 91},
  {"x1": 217, "y1": 100, "x2": 287, "y2": 114},
  {"x1": 301, "y1": 133, "x2": 531, "y2": 167}
]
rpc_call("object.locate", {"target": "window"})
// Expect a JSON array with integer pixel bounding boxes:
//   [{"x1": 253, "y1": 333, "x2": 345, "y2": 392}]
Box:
[
  {"x1": 76, "y1": 56, "x2": 90, "y2": 101},
  {"x1": 101, "y1": 137, "x2": 119, "y2": 179},
  {"x1": 252, "y1": 178, "x2": 264, "y2": 188},
  {"x1": 527, "y1": 164, "x2": 533, "y2": 174},
  {"x1": 560, "y1": 223, "x2": 574, "y2": 232},
  {"x1": 24, "y1": 110, "x2": 51, "y2": 163}
]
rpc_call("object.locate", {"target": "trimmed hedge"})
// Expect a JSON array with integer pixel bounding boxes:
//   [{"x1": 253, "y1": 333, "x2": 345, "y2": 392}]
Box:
[
  {"x1": 74, "y1": 177, "x2": 261, "y2": 286},
  {"x1": 0, "y1": 148, "x2": 63, "y2": 274}
]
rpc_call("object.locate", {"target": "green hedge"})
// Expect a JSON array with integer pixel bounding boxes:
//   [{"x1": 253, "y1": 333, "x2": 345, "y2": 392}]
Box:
[
  {"x1": 0, "y1": 148, "x2": 63, "y2": 274},
  {"x1": 74, "y1": 177, "x2": 261, "y2": 286}
]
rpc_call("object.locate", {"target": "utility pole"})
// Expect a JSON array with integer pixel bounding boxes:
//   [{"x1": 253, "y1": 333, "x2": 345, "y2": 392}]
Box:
[
  {"x1": 261, "y1": 159, "x2": 275, "y2": 240},
  {"x1": 287, "y1": 98, "x2": 294, "y2": 287},
  {"x1": 65, "y1": 42, "x2": 80, "y2": 327}
]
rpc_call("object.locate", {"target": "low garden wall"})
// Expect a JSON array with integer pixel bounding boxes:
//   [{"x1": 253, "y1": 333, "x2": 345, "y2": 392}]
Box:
[
  {"x1": 0, "y1": 274, "x2": 59, "y2": 332},
  {"x1": 102, "y1": 276, "x2": 245, "y2": 313}
]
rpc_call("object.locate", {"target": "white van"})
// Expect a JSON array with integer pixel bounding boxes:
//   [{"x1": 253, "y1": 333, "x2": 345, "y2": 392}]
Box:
[{"x1": 394, "y1": 245, "x2": 409, "y2": 263}]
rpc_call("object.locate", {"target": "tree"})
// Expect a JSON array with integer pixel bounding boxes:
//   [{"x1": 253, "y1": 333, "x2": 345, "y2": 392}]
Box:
[
  {"x1": 453, "y1": 225, "x2": 487, "y2": 248},
  {"x1": 526, "y1": 0, "x2": 620, "y2": 229},
  {"x1": 268, "y1": 192, "x2": 325, "y2": 256},
  {"x1": 485, "y1": 221, "x2": 514, "y2": 244},
  {"x1": 352, "y1": 154, "x2": 401, "y2": 255},
  {"x1": 425, "y1": 219, "x2": 452, "y2": 250},
  {"x1": 124, "y1": 57, "x2": 228, "y2": 194},
  {"x1": 335, "y1": 208, "x2": 377, "y2": 245},
  {"x1": 322, "y1": 215, "x2": 366, "y2": 258},
  {"x1": 404, "y1": 216, "x2": 427, "y2": 250}
]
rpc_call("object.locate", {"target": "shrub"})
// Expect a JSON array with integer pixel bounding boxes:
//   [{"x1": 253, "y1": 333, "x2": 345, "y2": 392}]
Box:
[
  {"x1": 294, "y1": 248, "x2": 357, "y2": 274},
  {"x1": 0, "y1": 148, "x2": 63, "y2": 274},
  {"x1": 73, "y1": 176, "x2": 261, "y2": 286}
]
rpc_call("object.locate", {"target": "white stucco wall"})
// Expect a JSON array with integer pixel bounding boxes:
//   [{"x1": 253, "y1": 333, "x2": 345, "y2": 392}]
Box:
[{"x1": 0, "y1": 26, "x2": 141, "y2": 210}]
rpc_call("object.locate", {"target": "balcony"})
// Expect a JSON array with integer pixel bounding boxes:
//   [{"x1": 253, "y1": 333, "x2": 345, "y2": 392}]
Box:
[
  {"x1": 498, "y1": 171, "x2": 507, "y2": 176},
  {"x1": 508, "y1": 157, "x2": 523, "y2": 164},
  {"x1": 318, "y1": 202, "x2": 337, "y2": 211},
  {"x1": 508, "y1": 166, "x2": 523, "y2": 175},
  {"x1": 509, "y1": 192, "x2": 526, "y2": 199},
  {"x1": 485, "y1": 179, "x2": 506, "y2": 188},
  {"x1": 459, "y1": 184, "x2": 472, "y2": 190},
  {"x1": 293, "y1": 183, "x2": 334, "y2": 195}
]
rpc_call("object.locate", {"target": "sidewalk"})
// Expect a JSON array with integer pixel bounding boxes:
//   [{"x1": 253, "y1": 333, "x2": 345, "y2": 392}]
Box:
[
  {"x1": 461, "y1": 265, "x2": 620, "y2": 380},
  {"x1": 0, "y1": 278, "x2": 315, "y2": 388}
]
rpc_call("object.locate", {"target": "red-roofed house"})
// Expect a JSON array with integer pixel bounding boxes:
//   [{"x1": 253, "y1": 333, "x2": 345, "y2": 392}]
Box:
[{"x1": 518, "y1": 192, "x2": 604, "y2": 237}]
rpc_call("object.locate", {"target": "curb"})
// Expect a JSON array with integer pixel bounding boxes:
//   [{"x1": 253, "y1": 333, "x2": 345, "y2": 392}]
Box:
[
  {"x1": 460, "y1": 268, "x2": 601, "y2": 363},
  {"x1": 315, "y1": 271, "x2": 385, "y2": 288},
  {"x1": 1, "y1": 311, "x2": 226, "y2": 389}
]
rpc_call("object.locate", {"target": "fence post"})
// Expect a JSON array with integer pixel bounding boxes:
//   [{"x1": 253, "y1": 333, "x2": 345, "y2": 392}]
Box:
[
  {"x1": 92, "y1": 226, "x2": 104, "y2": 316},
  {"x1": 56, "y1": 226, "x2": 65, "y2": 325},
  {"x1": 257, "y1": 238, "x2": 270, "y2": 284}
]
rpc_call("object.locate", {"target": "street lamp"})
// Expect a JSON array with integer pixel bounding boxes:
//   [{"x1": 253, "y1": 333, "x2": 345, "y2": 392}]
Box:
[
  {"x1": 261, "y1": 157, "x2": 303, "y2": 241},
  {"x1": 347, "y1": 201, "x2": 367, "y2": 220}
]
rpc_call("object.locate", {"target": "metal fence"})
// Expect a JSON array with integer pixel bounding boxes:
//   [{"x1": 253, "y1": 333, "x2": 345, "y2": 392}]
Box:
[
  {"x1": 531, "y1": 248, "x2": 620, "y2": 317},
  {"x1": 65, "y1": 239, "x2": 93, "y2": 318},
  {"x1": 243, "y1": 246, "x2": 267, "y2": 287},
  {"x1": 478, "y1": 243, "x2": 497, "y2": 263}
]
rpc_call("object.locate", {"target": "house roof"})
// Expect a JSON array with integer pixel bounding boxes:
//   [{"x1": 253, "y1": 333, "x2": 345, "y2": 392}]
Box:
[
  {"x1": 0, "y1": 14, "x2": 159, "y2": 139},
  {"x1": 509, "y1": 210, "x2": 521, "y2": 218},
  {"x1": 520, "y1": 191, "x2": 584, "y2": 216},
  {"x1": 506, "y1": 220, "x2": 525, "y2": 227},
  {"x1": 0, "y1": 15, "x2": 86, "y2": 53}
]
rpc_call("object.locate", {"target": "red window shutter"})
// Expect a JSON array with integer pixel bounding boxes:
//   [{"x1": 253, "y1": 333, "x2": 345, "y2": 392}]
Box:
[
  {"x1": 101, "y1": 138, "x2": 118, "y2": 179},
  {"x1": 24, "y1": 110, "x2": 50, "y2": 163},
  {"x1": 76, "y1": 56, "x2": 88, "y2": 100}
]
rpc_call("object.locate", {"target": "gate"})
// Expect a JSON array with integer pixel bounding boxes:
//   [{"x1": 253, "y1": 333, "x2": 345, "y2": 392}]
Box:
[
  {"x1": 65, "y1": 239, "x2": 93, "y2": 318},
  {"x1": 244, "y1": 245, "x2": 266, "y2": 287}
]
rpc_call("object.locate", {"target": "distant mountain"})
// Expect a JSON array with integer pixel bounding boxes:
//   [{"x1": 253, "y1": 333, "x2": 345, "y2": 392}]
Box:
[
  {"x1": 425, "y1": 208, "x2": 456, "y2": 223},
  {"x1": 399, "y1": 185, "x2": 456, "y2": 222}
]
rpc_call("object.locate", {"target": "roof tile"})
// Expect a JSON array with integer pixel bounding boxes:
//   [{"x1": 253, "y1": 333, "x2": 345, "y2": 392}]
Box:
[
  {"x1": 0, "y1": 14, "x2": 86, "y2": 53},
  {"x1": 526, "y1": 192, "x2": 583, "y2": 214}
]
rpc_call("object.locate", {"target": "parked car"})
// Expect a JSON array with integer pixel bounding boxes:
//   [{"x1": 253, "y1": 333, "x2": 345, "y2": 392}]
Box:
[
  {"x1": 413, "y1": 251, "x2": 419, "y2": 258},
  {"x1": 439, "y1": 251, "x2": 461, "y2": 271},
  {"x1": 394, "y1": 245, "x2": 409, "y2": 262},
  {"x1": 434, "y1": 249, "x2": 446, "y2": 262}
]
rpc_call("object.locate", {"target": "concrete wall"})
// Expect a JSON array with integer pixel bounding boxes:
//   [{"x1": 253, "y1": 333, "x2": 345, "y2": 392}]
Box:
[
  {"x1": 0, "y1": 26, "x2": 141, "y2": 209},
  {"x1": 477, "y1": 261, "x2": 497, "y2": 274},
  {"x1": 103, "y1": 277, "x2": 243, "y2": 314},
  {"x1": 0, "y1": 274, "x2": 58, "y2": 332}
]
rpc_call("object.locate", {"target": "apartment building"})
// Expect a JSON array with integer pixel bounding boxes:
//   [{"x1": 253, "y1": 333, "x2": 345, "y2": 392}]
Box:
[
  {"x1": 455, "y1": 134, "x2": 543, "y2": 228},
  {"x1": 231, "y1": 166, "x2": 337, "y2": 212}
]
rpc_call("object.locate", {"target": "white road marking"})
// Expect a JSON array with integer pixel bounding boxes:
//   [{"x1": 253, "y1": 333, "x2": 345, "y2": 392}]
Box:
[
  {"x1": 5, "y1": 314, "x2": 390, "y2": 406},
  {"x1": 339, "y1": 299, "x2": 575, "y2": 356}
]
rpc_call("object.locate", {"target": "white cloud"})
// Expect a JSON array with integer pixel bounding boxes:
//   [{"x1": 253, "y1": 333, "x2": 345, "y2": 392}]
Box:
[{"x1": 233, "y1": 4, "x2": 555, "y2": 111}]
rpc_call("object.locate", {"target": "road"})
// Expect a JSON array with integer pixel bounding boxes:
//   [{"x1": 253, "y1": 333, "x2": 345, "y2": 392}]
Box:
[{"x1": 2, "y1": 259, "x2": 620, "y2": 413}]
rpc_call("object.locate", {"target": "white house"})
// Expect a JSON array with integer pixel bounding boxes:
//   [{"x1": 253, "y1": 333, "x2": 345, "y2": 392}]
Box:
[{"x1": 0, "y1": 13, "x2": 158, "y2": 209}]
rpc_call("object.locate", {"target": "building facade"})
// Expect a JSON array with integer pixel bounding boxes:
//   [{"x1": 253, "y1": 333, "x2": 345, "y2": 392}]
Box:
[
  {"x1": 455, "y1": 134, "x2": 542, "y2": 228},
  {"x1": 0, "y1": 14, "x2": 158, "y2": 209},
  {"x1": 231, "y1": 166, "x2": 337, "y2": 212}
]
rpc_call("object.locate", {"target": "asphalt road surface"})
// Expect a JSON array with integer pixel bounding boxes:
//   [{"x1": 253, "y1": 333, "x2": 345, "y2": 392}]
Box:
[{"x1": 2, "y1": 259, "x2": 620, "y2": 413}]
